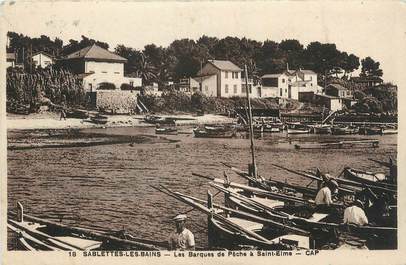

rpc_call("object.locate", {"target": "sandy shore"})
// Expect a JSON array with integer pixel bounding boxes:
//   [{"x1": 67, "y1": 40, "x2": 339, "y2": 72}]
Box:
[{"x1": 7, "y1": 112, "x2": 235, "y2": 130}]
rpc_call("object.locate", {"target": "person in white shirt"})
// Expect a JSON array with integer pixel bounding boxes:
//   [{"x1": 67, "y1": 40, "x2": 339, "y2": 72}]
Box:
[
  {"x1": 343, "y1": 199, "x2": 368, "y2": 226},
  {"x1": 168, "y1": 214, "x2": 195, "y2": 250},
  {"x1": 315, "y1": 179, "x2": 339, "y2": 209}
]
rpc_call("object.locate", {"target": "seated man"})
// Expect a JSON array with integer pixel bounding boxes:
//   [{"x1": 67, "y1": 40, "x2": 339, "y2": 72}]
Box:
[
  {"x1": 343, "y1": 199, "x2": 368, "y2": 226},
  {"x1": 314, "y1": 179, "x2": 339, "y2": 212},
  {"x1": 168, "y1": 214, "x2": 195, "y2": 251}
]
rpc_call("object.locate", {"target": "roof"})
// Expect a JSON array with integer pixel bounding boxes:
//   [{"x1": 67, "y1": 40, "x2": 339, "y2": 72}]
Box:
[
  {"x1": 327, "y1": 83, "x2": 348, "y2": 91},
  {"x1": 31, "y1": 51, "x2": 54, "y2": 59},
  {"x1": 63, "y1": 44, "x2": 127, "y2": 63},
  {"x1": 6, "y1": 53, "x2": 15, "y2": 61},
  {"x1": 261, "y1": 73, "x2": 285, "y2": 78},
  {"x1": 207, "y1": 60, "x2": 242, "y2": 71},
  {"x1": 194, "y1": 74, "x2": 217, "y2": 82},
  {"x1": 76, "y1": 73, "x2": 94, "y2": 79},
  {"x1": 298, "y1": 69, "x2": 316, "y2": 75}
]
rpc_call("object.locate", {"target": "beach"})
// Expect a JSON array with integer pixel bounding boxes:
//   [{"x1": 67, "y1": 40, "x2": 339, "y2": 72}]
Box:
[{"x1": 7, "y1": 112, "x2": 235, "y2": 131}]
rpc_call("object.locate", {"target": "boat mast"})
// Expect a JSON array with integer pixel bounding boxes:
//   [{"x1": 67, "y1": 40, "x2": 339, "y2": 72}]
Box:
[{"x1": 244, "y1": 64, "x2": 257, "y2": 178}]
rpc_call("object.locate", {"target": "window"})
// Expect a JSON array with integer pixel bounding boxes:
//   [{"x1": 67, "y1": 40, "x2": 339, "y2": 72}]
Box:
[
  {"x1": 242, "y1": 85, "x2": 247, "y2": 94},
  {"x1": 249, "y1": 85, "x2": 252, "y2": 93},
  {"x1": 130, "y1": 81, "x2": 134, "y2": 86},
  {"x1": 235, "y1": 72, "x2": 238, "y2": 79},
  {"x1": 89, "y1": 84, "x2": 93, "y2": 91},
  {"x1": 233, "y1": 84, "x2": 237, "y2": 94},
  {"x1": 282, "y1": 78, "x2": 285, "y2": 83},
  {"x1": 280, "y1": 88, "x2": 283, "y2": 96},
  {"x1": 225, "y1": 84, "x2": 229, "y2": 93},
  {"x1": 310, "y1": 83, "x2": 313, "y2": 86},
  {"x1": 285, "y1": 89, "x2": 287, "y2": 93},
  {"x1": 225, "y1": 71, "x2": 229, "y2": 78}
]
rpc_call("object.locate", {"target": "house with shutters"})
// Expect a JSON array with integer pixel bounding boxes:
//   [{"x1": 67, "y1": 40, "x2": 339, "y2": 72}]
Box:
[
  {"x1": 261, "y1": 69, "x2": 322, "y2": 100},
  {"x1": 194, "y1": 60, "x2": 245, "y2": 98},
  {"x1": 59, "y1": 44, "x2": 142, "y2": 92}
]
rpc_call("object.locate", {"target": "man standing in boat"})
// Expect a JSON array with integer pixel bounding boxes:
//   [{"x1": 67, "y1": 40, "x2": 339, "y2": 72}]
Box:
[
  {"x1": 168, "y1": 214, "x2": 195, "y2": 251},
  {"x1": 314, "y1": 178, "x2": 339, "y2": 212}
]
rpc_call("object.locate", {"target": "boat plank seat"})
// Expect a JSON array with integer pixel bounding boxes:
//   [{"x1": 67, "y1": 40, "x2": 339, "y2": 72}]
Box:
[
  {"x1": 251, "y1": 197, "x2": 285, "y2": 208},
  {"x1": 270, "y1": 234, "x2": 309, "y2": 249},
  {"x1": 227, "y1": 217, "x2": 263, "y2": 231},
  {"x1": 50, "y1": 236, "x2": 102, "y2": 250},
  {"x1": 307, "y1": 213, "x2": 329, "y2": 222}
]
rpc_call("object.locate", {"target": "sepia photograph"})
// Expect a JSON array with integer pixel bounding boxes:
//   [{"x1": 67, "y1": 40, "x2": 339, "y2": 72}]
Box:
[{"x1": 1, "y1": 1, "x2": 405, "y2": 264}]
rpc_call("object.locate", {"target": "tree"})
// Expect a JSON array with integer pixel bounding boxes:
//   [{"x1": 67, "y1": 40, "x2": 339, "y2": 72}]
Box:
[
  {"x1": 340, "y1": 52, "x2": 360, "y2": 78},
  {"x1": 360, "y1": 57, "x2": 383, "y2": 77}
]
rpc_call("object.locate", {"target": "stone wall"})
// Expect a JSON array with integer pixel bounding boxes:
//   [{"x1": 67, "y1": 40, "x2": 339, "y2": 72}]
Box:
[{"x1": 94, "y1": 90, "x2": 139, "y2": 114}]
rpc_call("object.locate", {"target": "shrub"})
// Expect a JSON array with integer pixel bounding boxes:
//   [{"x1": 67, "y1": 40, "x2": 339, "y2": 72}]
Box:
[{"x1": 98, "y1": 82, "x2": 116, "y2": 90}]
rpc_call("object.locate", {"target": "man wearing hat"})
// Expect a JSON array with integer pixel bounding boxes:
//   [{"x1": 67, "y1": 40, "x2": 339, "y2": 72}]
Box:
[
  {"x1": 314, "y1": 179, "x2": 339, "y2": 212},
  {"x1": 343, "y1": 199, "x2": 368, "y2": 226},
  {"x1": 168, "y1": 214, "x2": 195, "y2": 251}
]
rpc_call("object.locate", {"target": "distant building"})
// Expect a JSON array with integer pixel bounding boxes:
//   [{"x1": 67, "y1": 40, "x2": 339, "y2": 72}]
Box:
[
  {"x1": 314, "y1": 94, "x2": 344, "y2": 112},
  {"x1": 176, "y1": 77, "x2": 200, "y2": 94},
  {"x1": 6, "y1": 53, "x2": 16, "y2": 68},
  {"x1": 59, "y1": 44, "x2": 142, "y2": 92},
  {"x1": 31, "y1": 51, "x2": 54, "y2": 68},
  {"x1": 350, "y1": 76, "x2": 383, "y2": 87},
  {"x1": 261, "y1": 69, "x2": 322, "y2": 100},
  {"x1": 325, "y1": 83, "x2": 353, "y2": 98},
  {"x1": 195, "y1": 60, "x2": 244, "y2": 98}
]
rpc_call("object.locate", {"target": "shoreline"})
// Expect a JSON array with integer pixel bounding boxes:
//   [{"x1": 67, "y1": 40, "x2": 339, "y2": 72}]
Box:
[{"x1": 6, "y1": 112, "x2": 235, "y2": 131}]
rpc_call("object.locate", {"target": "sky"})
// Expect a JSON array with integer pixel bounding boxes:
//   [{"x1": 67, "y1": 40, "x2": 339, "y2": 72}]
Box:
[{"x1": 1, "y1": 1, "x2": 406, "y2": 84}]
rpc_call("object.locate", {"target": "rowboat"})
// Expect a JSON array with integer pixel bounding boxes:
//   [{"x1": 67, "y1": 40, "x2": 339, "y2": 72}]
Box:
[
  {"x1": 343, "y1": 167, "x2": 397, "y2": 190},
  {"x1": 155, "y1": 127, "x2": 178, "y2": 135},
  {"x1": 287, "y1": 128, "x2": 310, "y2": 134},
  {"x1": 331, "y1": 126, "x2": 359, "y2": 135},
  {"x1": 153, "y1": 185, "x2": 313, "y2": 250},
  {"x1": 262, "y1": 124, "x2": 281, "y2": 133},
  {"x1": 8, "y1": 203, "x2": 165, "y2": 251},
  {"x1": 90, "y1": 114, "x2": 108, "y2": 124},
  {"x1": 193, "y1": 125, "x2": 236, "y2": 138},
  {"x1": 381, "y1": 127, "x2": 397, "y2": 135},
  {"x1": 360, "y1": 127, "x2": 382, "y2": 135},
  {"x1": 294, "y1": 139, "x2": 379, "y2": 150},
  {"x1": 310, "y1": 124, "x2": 332, "y2": 134},
  {"x1": 219, "y1": 186, "x2": 396, "y2": 249}
]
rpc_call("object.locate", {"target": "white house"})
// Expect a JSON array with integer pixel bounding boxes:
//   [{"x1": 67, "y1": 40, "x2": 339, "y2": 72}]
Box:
[
  {"x1": 195, "y1": 60, "x2": 244, "y2": 98},
  {"x1": 32, "y1": 51, "x2": 54, "y2": 68},
  {"x1": 60, "y1": 44, "x2": 142, "y2": 92},
  {"x1": 261, "y1": 69, "x2": 322, "y2": 100}
]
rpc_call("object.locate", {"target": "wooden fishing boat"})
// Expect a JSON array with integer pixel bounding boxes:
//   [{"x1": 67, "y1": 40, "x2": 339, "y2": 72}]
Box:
[
  {"x1": 286, "y1": 122, "x2": 310, "y2": 134},
  {"x1": 193, "y1": 125, "x2": 236, "y2": 138},
  {"x1": 311, "y1": 124, "x2": 332, "y2": 134},
  {"x1": 294, "y1": 139, "x2": 379, "y2": 150},
  {"x1": 90, "y1": 114, "x2": 108, "y2": 125},
  {"x1": 331, "y1": 126, "x2": 359, "y2": 135},
  {"x1": 262, "y1": 124, "x2": 281, "y2": 133},
  {"x1": 155, "y1": 127, "x2": 178, "y2": 135},
  {"x1": 214, "y1": 184, "x2": 396, "y2": 250},
  {"x1": 66, "y1": 109, "x2": 89, "y2": 119},
  {"x1": 8, "y1": 203, "x2": 165, "y2": 251},
  {"x1": 381, "y1": 127, "x2": 397, "y2": 135},
  {"x1": 287, "y1": 128, "x2": 310, "y2": 134},
  {"x1": 153, "y1": 185, "x2": 313, "y2": 250},
  {"x1": 361, "y1": 127, "x2": 382, "y2": 135},
  {"x1": 342, "y1": 167, "x2": 396, "y2": 190}
]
